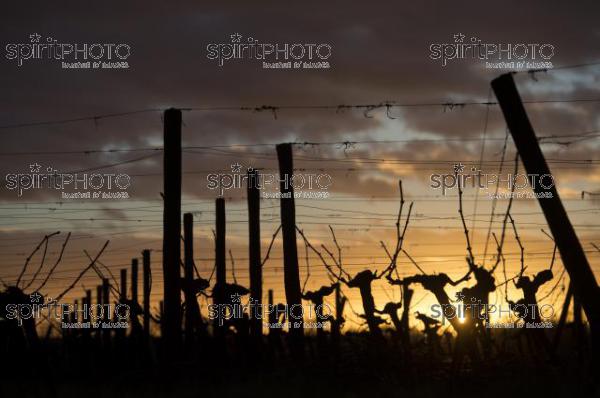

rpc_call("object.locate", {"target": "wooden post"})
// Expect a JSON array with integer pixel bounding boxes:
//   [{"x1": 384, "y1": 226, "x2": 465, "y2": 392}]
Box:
[
  {"x1": 162, "y1": 108, "x2": 183, "y2": 355},
  {"x1": 102, "y1": 278, "x2": 111, "y2": 346},
  {"x1": 183, "y1": 212, "x2": 199, "y2": 349},
  {"x1": 268, "y1": 289, "x2": 276, "y2": 334},
  {"x1": 131, "y1": 258, "x2": 141, "y2": 336},
  {"x1": 119, "y1": 268, "x2": 127, "y2": 339},
  {"x1": 73, "y1": 299, "x2": 79, "y2": 324},
  {"x1": 96, "y1": 284, "x2": 103, "y2": 341},
  {"x1": 276, "y1": 143, "x2": 304, "y2": 348},
  {"x1": 247, "y1": 169, "x2": 263, "y2": 337},
  {"x1": 214, "y1": 197, "x2": 227, "y2": 307},
  {"x1": 85, "y1": 290, "x2": 91, "y2": 322},
  {"x1": 142, "y1": 249, "x2": 151, "y2": 341},
  {"x1": 120, "y1": 269, "x2": 128, "y2": 303},
  {"x1": 83, "y1": 290, "x2": 92, "y2": 339},
  {"x1": 492, "y1": 73, "x2": 600, "y2": 362}
]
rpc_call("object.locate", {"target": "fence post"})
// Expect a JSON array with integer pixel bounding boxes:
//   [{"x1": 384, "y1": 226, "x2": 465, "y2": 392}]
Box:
[
  {"x1": 119, "y1": 269, "x2": 127, "y2": 339},
  {"x1": 131, "y1": 258, "x2": 141, "y2": 337},
  {"x1": 142, "y1": 250, "x2": 151, "y2": 342},
  {"x1": 102, "y1": 278, "x2": 111, "y2": 347},
  {"x1": 96, "y1": 285, "x2": 103, "y2": 341},
  {"x1": 214, "y1": 197, "x2": 227, "y2": 339},
  {"x1": 492, "y1": 73, "x2": 600, "y2": 367},
  {"x1": 162, "y1": 108, "x2": 183, "y2": 357},
  {"x1": 247, "y1": 169, "x2": 263, "y2": 338},
  {"x1": 183, "y1": 212, "x2": 200, "y2": 350},
  {"x1": 276, "y1": 143, "x2": 304, "y2": 353}
]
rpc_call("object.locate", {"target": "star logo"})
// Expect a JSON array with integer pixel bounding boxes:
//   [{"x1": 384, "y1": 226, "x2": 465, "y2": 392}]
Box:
[
  {"x1": 453, "y1": 163, "x2": 465, "y2": 174},
  {"x1": 230, "y1": 162, "x2": 242, "y2": 173},
  {"x1": 230, "y1": 293, "x2": 242, "y2": 303},
  {"x1": 30, "y1": 292, "x2": 42, "y2": 303},
  {"x1": 30, "y1": 163, "x2": 42, "y2": 173},
  {"x1": 453, "y1": 33, "x2": 466, "y2": 43},
  {"x1": 230, "y1": 33, "x2": 242, "y2": 43},
  {"x1": 30, "y1": 33, "x2": 41, "y2": 43}
]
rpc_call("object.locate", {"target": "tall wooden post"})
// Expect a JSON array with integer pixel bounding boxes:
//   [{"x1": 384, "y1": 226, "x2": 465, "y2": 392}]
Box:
[
  {"x1": 119, "y1": 269, "x2": 127, "y2": 339},
  {"x1": 102, "y1": 278, "x2": 111, "y2": 346},
  {"x1": 248, "y1": 169, "x2": 262, "y2": 337},
  {"x1": 84, "y1": 289, "x2": 92, "y2": 339},
  {"x1": 215, "y1": 198, "x2": 227, "y2": 305},
  {"x1": 142, "y1": 250, "x2": 151, "y2": 341},
  {"x1": 162, "y1": 108, "x2": 182, "y2": 355},
  {"x1": 268, "y1": 289, "x2": 276, "y2": 335},
  {"x1": 183, "y1": 212, "x2": 200, "y2": 349},
  {"x1": 492, "y1": 73, "x2": 600, "y2": 364},
  {"x1": 120, "y1": 269, "x2": 128, "y2": 303},
  {"x1": 213, "y1": 197, "x2": 227, "y2": 340},
  {"x1": 96, "y1": 285, "x2": 103, "y2": 341},
  {"x1": 276, "y1": 143, "x2": 304, "y2": 349},
  {"x1": 131, "y1": 258, "x2": 141, "y2": 335},
  {"x1": 84, "y1": 289, "x2": 91, "y2": 323}
]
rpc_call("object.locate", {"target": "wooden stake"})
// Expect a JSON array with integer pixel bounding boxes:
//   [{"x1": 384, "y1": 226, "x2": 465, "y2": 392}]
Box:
[
  {"x1": 276, "y1": 143, "x2": 304, "y2": 349},
  {"x1": 247, "y1": 169, "x2": 263, "y2": 337},
  {"x1": 492, "y1": 73, "x2": 600, "y2": 364},
  {"x1": 162, "y1": 108, "x2": 182, "y2": 355}
]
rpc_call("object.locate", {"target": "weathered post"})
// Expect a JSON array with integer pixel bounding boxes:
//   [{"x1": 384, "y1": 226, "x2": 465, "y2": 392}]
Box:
[
  {"x1": 276, "y1": 143, "x2": 304, "y2": 352},
  {"x1": 142, "y1": 250, "x2": 151, "y2": 342},
  {"x1": 247, "y1": 169, "x2": 263, "y2": 338},
  {"x1": 102, "y1": 278, "x2": 111, "y2": 347},
  {"x1": 162, "y1": 108, "x2": 183, "y2": 356},
  {"x1": 183, "y1": 212, "x2": 200, "y2": 349},
  {"x1": 492, "y1": 73, "x2": 600, "y2": 365},
  {"x1": 119, "y1": 269, "x2": 127, "y2": 339},
  {"x1": 120, "y1": 269, "x2": 128, "y2": 303},
  {"x1": 214, "y1": 197, "x2": 227, "y2": 335},
  {"x1": 131, "y1": 258, "x2": 141, "y2": 336},
  {"x1": 85, "y1": 289, "x2": 92, "y2": 322},
  {"x1": 96, "y1": 284, "x2": 103, "y2": 341},
  {"x1": 83, "y1": 290, "x2": 92, "y2": 340}
]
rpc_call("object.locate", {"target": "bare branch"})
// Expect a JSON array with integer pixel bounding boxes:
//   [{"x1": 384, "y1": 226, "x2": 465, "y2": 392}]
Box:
[
  {"x1": 328, "y1": 225, "x2": 344, "y2": 272},
  {"x1": 296, "y1": 226, "x2": 348, "y2": 284},
  {"x1": 229, "y1": 249, "x2": 237, "y2": 284},
  {"x1": 491, "y1": 153, "x2": 519, "y2": 273},
  {"x1": 492, "y1": 232, "x2": 509, "y2": 298},
  {"x1": 457, "y1": 183, "x2": 474, "y2": 265},
  {"x1": 540, "y1": 228, "x2": 558, "y2": 271},
  {"x1": 301, "y1": 232, "x2": 311, "y2": 294},
  {"x1": 17, "y1": 231, "x2": 60, "y2": 288},
  {"x1": 22, "y1": 233, "x2": 51, "y2": 291},
  {"x1": 83, "y1": 250, "x2": 120, "y2": 297},
  {"x1": 261, "y1": 225, "x2": 282, "y2": 266},
  {"x1": 508, "y1": 213, "x2": 525, "y2": 277},
  {"x1": 34, "y1": 232, "x2": 70, "y2": 293},
  {"x1": 401, "y1": 249, "x2": 426, "y2": 275},
  {"x1": 54, "y1": 240, "x2": 109, "y2": 302}
]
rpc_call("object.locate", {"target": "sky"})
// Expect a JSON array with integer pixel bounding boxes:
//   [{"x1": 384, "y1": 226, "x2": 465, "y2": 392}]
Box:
[{"x1": 1, "y1": 0, "x2": 599, "y2": 332}]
